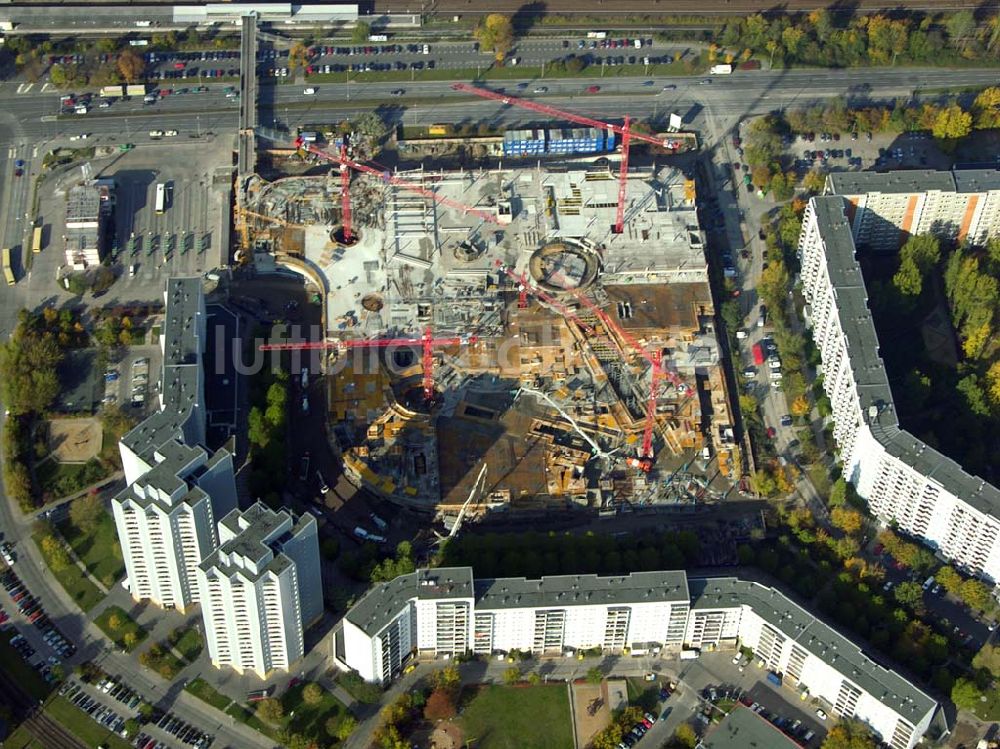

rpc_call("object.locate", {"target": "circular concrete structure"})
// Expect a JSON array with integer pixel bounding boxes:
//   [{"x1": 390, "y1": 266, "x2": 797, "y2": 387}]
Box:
[
  {"x1": 528, "y1": 242, "x2": 599, "y2": 292},
  {"x1": 361, "y1": 293, "x2": 384, "y2": 312},
  {"x1": 331, "y1": 226, "x2": 360, "y2": 247}
]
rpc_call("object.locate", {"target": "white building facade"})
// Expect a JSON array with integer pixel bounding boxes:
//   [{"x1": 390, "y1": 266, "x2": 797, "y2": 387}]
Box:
[
  {"x1": 826, "y1": 169, "x2": 1000, "y2": 250},
  {"x1": 798, "y1": 197, "x2": 1000, "y2": 581},
  {"x1": 113, "y1": 277, "x2": 237, "y2": 612},
  {"x1": 335, "y1": 569, "x2": 936, "y2": 749},
  {"x1": 111, "y1": 441, "x2": 236, "y2": 612},
  {"x1": 197, "y1": 503, "x2": 323, "y2": 678}
]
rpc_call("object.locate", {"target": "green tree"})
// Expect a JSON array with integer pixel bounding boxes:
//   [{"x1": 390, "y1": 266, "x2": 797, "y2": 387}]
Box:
[
  {"x1": 821, "y1": 719, "x2": 877, "y2": 749},
  {"x1": 123, "y1": 718, "x2": 140, "y2": 738},
  {"x1": 0, "y1": 325, "x2": 64, "y2": 415},
  {"x1": 502, "y1": 666, "x2": 520, "y2": 685},
  {"x1": 951, "y1": 677, "x2": 983, "y2": 710},
  {"x1": 931, "y1": 104, "x2": 973, "y2": 141},
  {"x1": 329, "y1": 714, "x2": 357, "y2": 740},
  {"x1": 351, "y1": 21, "x2": 371, "y2": 45},
  {"x1": 959, "y1": 578, "x2": 993, "y2": 611},
  {"x1": 474, "y1": 14, "x2": 515, "y2": 63},
  {"x1": 972, "y1": 643, "x2": 1000, "y2": 678},
  {"x1": 829, "y1": 477, "x2": 848, "y2": 507},
  {"x1": 40, "y1": 535, "x2": 70, "y2": 572},
  {"x1": 69, "y1": 493, "x2": 104, "y2": 534},
  {"x1": 672, "y1": 723, "x2": 698, "y2": 749},
  {"x1": 972, "y1": 87, "x2": 1000, "y2": 129},
  {"x1": 586, "y1": 666, "x2": 603, "y2": 684},
  {"x1": 255, "y1": 697, "x2": 284, "y2": 724},
  {"x1": 945, "y1": 11, "x2": 976, "y2": 48},
  {"x1": 248, "y1": 407, "x2": 269, "y2": 448},
  {"x1": 803, "y1": 168, "x2": 826, "y2": 194},
  {"x1": 893, "y1": 581, "x2": 923, "y2": 608},
  {"x1": 302, "y1": 682, "x2": 323, "y2": 705}
]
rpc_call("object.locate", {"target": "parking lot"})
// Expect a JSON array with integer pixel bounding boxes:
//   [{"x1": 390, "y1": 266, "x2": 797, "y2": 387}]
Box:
[
  {"x1": 674, "y1": 652, "x2": 828, "y2": 748},
  {"x1": 29, "y1": 140, "x2": 229, "y2": 306}
]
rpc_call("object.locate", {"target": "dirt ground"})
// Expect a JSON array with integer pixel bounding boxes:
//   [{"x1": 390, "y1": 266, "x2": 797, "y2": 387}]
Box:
[
  {"x1": 424, "y1": 721, "x2": 462, "y2": 749},
  {"x1": 572, "y1": 679, "x2": 628, "y2": 747},
  {"x1": 47, "y1": 417, "x2": 103, "y2": 463}
]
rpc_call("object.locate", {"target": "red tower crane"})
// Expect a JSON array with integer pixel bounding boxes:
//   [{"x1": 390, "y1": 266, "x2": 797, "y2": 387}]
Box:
[
  {"x1": 452, "y1": 82, "x2": 677, "y2": 234},
  {"x1": 296, "y1": 138, "x2": 502, "y2": 226},
  {"x1": 259, "y1": 329, "x2": 477, "y2": 401},
  {"x1": 339, "y1": 142, "x2": 353, "y2": 242}
]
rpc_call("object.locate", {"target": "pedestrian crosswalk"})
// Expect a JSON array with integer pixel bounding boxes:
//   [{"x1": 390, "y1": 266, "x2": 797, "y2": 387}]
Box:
[{"x1": 13, "y1": 82, "x2": 54, "y2": 94}]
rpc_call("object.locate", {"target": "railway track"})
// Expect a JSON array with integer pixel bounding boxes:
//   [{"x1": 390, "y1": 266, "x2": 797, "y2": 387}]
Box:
[
  {"x1": 397, "y1": 0, "x2": 998, "y2": 13},
  {"x1": 0, "y1": 667, "x2": 88, "y2": 749}
]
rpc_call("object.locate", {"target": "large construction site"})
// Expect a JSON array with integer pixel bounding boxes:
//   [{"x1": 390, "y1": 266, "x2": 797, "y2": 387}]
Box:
[{"x1": 242, "y1": 97, "x2": 739, "y2": 521}]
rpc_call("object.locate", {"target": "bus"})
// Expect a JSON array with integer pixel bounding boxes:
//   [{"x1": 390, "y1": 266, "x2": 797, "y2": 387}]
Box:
[
  {"x1": 154, "y1": 183, "x2": 166, "y2": 215},
  {"x1": 2, "y1": 248, "x2": 14, "y2": 286},
  {"x1": 31, "y1": 227, "x2": 42, "y2": 254}
]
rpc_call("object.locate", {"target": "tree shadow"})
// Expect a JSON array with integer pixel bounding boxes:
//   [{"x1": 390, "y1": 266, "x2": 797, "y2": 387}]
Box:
[{"x1": 511, "y1": 2, "x2": 547, "y2": 34}]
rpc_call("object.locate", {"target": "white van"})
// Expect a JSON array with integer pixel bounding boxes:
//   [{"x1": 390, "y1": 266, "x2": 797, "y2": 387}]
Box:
[
  {"x1": 303, "y1": 87, "x2": 316, "y2": 95},
  {"x1": 922, "y1": 576, "x2": 935, "y2": 591},
  {"x1": 422, "y1": 44, "x2": 430, "y2": 54}
]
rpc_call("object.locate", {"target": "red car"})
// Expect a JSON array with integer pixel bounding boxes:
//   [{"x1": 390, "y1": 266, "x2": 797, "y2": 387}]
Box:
[
  {"x1": 173, "y1": 62, "x2": 185, "y2": 70},
  {"x1": 766, "y1": 427, "x2": 776, "y2": 439},
  {"x1": 586, "y1": 85, "x2": 600, "y2": 94}
]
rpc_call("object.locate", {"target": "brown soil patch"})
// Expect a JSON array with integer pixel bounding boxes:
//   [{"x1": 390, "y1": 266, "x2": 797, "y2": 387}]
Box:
[
  {"x1": 47, "y1": 417, "x2": 103, "y2": 463},
  {"x1": 428, "y1": 721, "x2": 462, "y2": 749},
  {"x1": 572, "y1": 681, "x2": 614, "y2": 748}
]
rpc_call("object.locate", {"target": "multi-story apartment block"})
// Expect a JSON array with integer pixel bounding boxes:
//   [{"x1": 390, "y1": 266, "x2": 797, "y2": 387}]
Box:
[
  {"x1": 798, "y1": 196, "x2": 1000, "y2": 581},
  {"x1": 335, "y1": 568, "x2": 937, "y2": 749},
  {"x1": 120, "y1": 277, "x2": 207, "y2": 485},
  {"x1": 689, "y1": 577, "x2": 935, "y2": 749},
  {"x1": 111, "y1": 440, "x2": 237, "y2": 612},
  {"x1": 112, "y1": 277, "x2": 237, "y2": 612},
  {"x1": 196, "y1": 502, "x2": 323, "y2": 677},
  {"x1": 826, "y1": 169, "x2": 1000, "y2": 250}
]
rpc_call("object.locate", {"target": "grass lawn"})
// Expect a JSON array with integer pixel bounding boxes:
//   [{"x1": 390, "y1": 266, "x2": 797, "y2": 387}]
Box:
[
  {"x1": 227, "y1": 682, "x2": 351, "y2": 743},
  {"x1": 138, "y1": 642, "x2": 185, "y2": 679},
  {"x1": 624, "y1": 677, "x2": 660, "y2": 713},
  {"x1": 459, "y1": 685, "x2": 573, "y2": 749},
  {"x1": 335, "y1": 670, "x2": 383, "y2": 703},
  {"x1": 168, "y1": 626, "x2": 204, "y2": 662},
  {"x1": 45, "y1": 695, "x2": 133, "y2": 749},
  {"x1": 35, "y1": 458, "x2": 113, "y2": 500},
  {"x1": 31, "y1": 531, "x2": 105, "y2": 612},
  {"x1": 94, "y1": 606, "x2": 146, "y2": 652},
  {"x1": 2, "y1": 723, "x2": 46, "y2": 748},
  {"x1": 58, "y1": 510, "x2": 124, "y2": 589},
  {"x1": 184, "y1": 677, "x2": 232, "y2": 712},
  {"x1": 0, "y1": 631, "x2": 53, "y2": 701},
  {"x1": 806, "y1": 463, "x2": 833, "y2": 499}
]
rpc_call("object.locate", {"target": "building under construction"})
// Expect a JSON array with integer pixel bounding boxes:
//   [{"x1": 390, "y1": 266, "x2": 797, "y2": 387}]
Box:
[{"x1": 250, "y1": 150, "x2": 737, "y2": 518}]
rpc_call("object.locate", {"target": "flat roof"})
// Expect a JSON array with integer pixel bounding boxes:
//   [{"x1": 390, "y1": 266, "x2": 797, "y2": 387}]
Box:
[
  {"x1": 344, "y1": 567, "x2": 475, "y2": 638},
  {"x1": 810, "y1": 197, "x2": 1000, "y2": 519},
  {"x1": 828, "y1": 167, "x2": 1000, "y2": 197},
  {"x1": 202, "y1": 501, "x2": 314, "y2": 581},
  {"x1": 475, "y1": 570, "x2": 690, "y2": 611},
  {"x1": 121, "y1": 277, "x2": 204, "y2": 462},
  {"x1": 690, "y1": 576, "x2": 937, "y2": 726},
  {"x1": 699, "y1": 706, "x2": 801, "y2": 749}
]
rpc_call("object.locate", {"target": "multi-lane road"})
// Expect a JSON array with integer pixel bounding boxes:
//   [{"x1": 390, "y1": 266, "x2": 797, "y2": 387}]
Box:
[{"x1": 3, "y1": 66, "x2": 999, "y2": 145}]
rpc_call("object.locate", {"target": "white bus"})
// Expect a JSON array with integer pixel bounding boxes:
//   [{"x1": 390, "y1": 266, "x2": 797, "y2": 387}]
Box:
[{"x1": 154, "y1": 183, "x2": 165, "y2": 215}]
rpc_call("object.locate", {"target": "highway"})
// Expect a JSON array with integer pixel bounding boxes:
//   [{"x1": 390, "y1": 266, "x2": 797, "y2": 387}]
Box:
[{"x1": 3, "y1": 66, "x2": 999, "y2": 145}]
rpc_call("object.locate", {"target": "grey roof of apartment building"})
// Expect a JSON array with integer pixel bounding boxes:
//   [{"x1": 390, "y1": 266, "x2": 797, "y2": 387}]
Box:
[
  {"x1": 827, "y1": 170, "x2": 957, "y2": 196},
  {"x1": 475, "y1": 570, "x2": 690, "y2": 610},
  {"x1": 952, "y1": 168, "x2": 1000, "y2": 193},
  {"x1": 113, "y1": 440, "x2": 211, "y2": 513},
  {"x1": 202, "y1": 502, "x2": 314, "y2": 581},
  {"x1": 811, "y1": 196, "x2": 1000, "y2": 519},
  {"x1": 121, "y1": 277, "x2": 203, "y2": 461},
  {"x1": 345, "y1": 567, "x2": 475, "y2": 638},
  {"x1": 690, "y1": 577, "x2": 937, "y2": 726},
  {"x1": 65, "y1": 183, "x2": 102, "y2": 223},
  {"x1": 699, "y1": 706, "x2": 799, "y2": 749},
  {"x1": 828, "y1": 167, "x2": 1000, "y2": 198}
]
